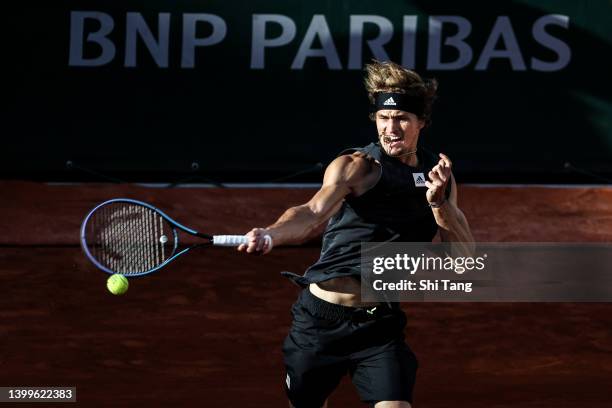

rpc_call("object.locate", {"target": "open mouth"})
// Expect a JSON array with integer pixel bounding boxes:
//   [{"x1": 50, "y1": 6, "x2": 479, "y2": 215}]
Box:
[{"x1": 383, "y1": 135, "x2": 403, "y2": 146}]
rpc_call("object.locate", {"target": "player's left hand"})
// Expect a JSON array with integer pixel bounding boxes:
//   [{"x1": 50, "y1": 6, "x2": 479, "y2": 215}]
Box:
[{"x1": 425, "y1": 153, "x2": 452, "y2": 206}]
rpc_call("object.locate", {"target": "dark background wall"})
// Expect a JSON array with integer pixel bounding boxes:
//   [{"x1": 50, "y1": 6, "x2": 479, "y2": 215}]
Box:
[{"x1": 6, "y1": 0, "x2": 612, "y2": 183}]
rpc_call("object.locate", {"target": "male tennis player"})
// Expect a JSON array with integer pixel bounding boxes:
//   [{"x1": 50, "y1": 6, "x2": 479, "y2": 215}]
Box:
[{"x1": 238, "y1": 60, "x2": 474, "y2": 408}]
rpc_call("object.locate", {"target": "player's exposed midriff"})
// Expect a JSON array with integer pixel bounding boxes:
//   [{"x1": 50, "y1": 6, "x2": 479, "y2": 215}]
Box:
[{"x1": 309, "y1": 278, "x2": 381, "y2": 307}]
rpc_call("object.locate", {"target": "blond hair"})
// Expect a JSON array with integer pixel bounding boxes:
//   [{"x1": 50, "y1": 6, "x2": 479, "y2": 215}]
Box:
[{"x1": 364, "y1": 60, "x2": 438, "y2": 125}]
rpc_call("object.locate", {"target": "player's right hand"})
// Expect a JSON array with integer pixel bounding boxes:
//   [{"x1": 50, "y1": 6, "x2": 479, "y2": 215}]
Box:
[{"x1": 237, "y1": 228, "x2": 273, "y2": 254}]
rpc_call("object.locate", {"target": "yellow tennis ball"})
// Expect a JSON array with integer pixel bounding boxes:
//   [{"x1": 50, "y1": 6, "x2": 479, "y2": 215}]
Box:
[{"x1": 107, "y1": 274, "x2": 129, "y2": 295}]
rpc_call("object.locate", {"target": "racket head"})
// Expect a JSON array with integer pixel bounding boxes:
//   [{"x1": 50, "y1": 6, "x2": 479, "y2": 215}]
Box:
[{"x1": 80, "y1": 198, "x2": 181, "y2": 277}]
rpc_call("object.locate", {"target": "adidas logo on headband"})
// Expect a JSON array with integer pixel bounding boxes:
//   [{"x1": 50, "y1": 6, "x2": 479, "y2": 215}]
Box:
[
  {"x1": 383, "y1": 97, "x2": 396, "y2": 106},
  {"x1": 373, "y1": 92, "x2": 424, "y2": 116}
]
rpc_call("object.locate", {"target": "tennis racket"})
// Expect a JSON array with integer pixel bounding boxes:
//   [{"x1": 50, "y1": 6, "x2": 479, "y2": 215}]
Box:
[{"x1": 80, "y1": 198, "x2": 268, "y2": 276}]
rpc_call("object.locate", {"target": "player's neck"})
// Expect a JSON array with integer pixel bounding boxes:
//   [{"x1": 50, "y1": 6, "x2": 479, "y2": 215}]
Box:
[
  {"x1": 398, "y1": 156, "x2": 418, "y2": 167},
  {"x1": 395, "y1": 149, "x2": 419, "y2": 167}
]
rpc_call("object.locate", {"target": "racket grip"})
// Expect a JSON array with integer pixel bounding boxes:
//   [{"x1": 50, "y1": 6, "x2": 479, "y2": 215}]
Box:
[{"x1": 212, "y1": 235, "x2": 249, "y2": 246}]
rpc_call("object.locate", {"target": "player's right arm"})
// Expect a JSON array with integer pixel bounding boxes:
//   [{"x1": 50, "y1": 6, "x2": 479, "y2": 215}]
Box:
[{"x1": 237, "y1": 152, "x2": 378, "y2": 254}]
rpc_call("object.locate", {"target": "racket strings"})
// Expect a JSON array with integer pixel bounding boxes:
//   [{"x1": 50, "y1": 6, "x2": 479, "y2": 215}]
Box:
[{"x1": 86, "y1": 203, "x2": 173, "y2": 274}]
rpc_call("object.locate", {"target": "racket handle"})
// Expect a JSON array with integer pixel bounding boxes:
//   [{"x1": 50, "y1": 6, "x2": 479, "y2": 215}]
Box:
[
  {"x1": 212, "y1": 234, "x2": 273, "y2": 251},
  {"x1": 212, "y1": 235, "x2": 249, "y2": 246}
]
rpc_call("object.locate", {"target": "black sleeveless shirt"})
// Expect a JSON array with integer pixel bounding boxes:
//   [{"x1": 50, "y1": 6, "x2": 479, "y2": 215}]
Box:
[{"x1": 281, "y1": 142, "x2": 450, "y2": 287}]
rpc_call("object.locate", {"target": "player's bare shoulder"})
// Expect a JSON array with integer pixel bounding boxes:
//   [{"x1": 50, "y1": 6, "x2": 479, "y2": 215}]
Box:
[{"x1": 325, "y1": 151, "x2": 380, "y2": 197}]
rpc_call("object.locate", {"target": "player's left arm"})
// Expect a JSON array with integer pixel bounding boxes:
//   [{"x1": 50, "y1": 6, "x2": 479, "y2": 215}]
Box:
[{"x1": 425, "y1": 153, "x2": 475, "y2": 256}]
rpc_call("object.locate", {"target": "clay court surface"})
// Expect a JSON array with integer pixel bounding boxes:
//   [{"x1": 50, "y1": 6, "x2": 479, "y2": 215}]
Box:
[{"x1": 1, "y1": 181, "x2": 612, "y2": 407}]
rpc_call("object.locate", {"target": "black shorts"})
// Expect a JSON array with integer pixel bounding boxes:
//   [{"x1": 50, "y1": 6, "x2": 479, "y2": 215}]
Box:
[{"x1": 282, "y1": 288, "x2": 418, "y2": 408}]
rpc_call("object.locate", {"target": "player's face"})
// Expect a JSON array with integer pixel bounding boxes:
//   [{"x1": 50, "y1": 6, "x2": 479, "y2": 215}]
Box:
[{"x1": 376, "y1": 110, "x2": 424, "y2": 157}]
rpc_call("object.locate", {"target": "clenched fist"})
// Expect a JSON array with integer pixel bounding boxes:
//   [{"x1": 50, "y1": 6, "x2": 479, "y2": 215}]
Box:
[{"x1": 425, "y1": 153, "x2": 452, "y2": 206}]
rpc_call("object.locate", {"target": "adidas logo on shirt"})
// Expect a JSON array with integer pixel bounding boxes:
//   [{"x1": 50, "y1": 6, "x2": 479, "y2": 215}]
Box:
[
  {"x1": 413, "y1": 173, "x2": 426, "y2": 187},
  {"x1": 383, "y1": 97, "x2": 396, "y2": 106}
]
